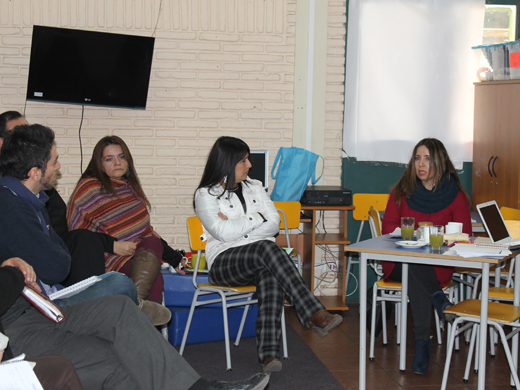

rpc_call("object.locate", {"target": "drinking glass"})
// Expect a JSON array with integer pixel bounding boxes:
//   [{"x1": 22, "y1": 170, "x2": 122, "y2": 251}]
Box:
[
  {"x1": 430, "y1": 225, "x2": 444, "y2": 250},
  {"x1": 401, "y1": 217, "x2": 415, "y2": 240}
]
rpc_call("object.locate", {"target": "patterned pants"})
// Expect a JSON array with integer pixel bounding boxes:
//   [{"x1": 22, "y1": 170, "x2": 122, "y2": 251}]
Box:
[{"x1": 210, "y1": 240, "x2": 324, "y2": 361}]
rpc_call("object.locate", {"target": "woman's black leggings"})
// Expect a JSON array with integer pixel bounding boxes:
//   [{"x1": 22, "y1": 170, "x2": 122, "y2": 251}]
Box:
[{"x1": 388, "y1": 263, "x2": 443, "y2": 341}]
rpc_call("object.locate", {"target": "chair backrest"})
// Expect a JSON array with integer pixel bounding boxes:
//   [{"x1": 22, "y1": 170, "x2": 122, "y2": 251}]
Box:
[
  {"x1": 368, "y1": 206, "x2": 383, "y2": 237},
  {"x1": 352, "y1": 193, "x2": 390, "y2": 222},
  {"x1": 501, "y1": 206, "x2": 520, "y2": 221},
  {"x1": 187, "y1": 216, "x2": 206, "y2": 251},
  {"x1": 505, "y1": 220, "x2": 520, "y2": 239},
  {"x1": 273, "y1": 201, "x2": 301, "y2": 230}
]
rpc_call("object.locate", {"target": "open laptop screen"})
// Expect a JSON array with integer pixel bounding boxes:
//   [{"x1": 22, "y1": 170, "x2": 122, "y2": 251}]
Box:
[{"x1": 478, "y1": 202, "x2": 510, "y2": 242}]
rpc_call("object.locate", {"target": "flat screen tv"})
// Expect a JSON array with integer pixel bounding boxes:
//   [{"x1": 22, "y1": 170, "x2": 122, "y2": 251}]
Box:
[{"x1": 26, "y1": 25, "x2": 155, "y2": 109}]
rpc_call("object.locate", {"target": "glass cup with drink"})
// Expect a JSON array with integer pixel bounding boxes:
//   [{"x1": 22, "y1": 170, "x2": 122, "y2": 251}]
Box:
[
  {"x1": 401, "y1": 217, "x2": 415, "y2": 240},
  {"x1": 429, "y1": 225, "x2": 444, "y2": 251}
]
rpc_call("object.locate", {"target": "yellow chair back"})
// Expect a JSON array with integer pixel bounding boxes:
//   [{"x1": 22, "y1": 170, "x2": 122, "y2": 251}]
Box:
[
  {"x1": 352, "y1": 193, "x2": 390, "y2": 222},
  {"x1": 186, "y1": 216, "x2": 206, "y2": 251},
  {"x1": 273, "y1": 201, "x2": 301, "y2": 230},
  {"x1": 501, "y1": 206, "x2": 520, "y2": 221},
  {"x1": 369, "y1": 206, "x2": 383, "y2": 237},
  {"x1": 505, "y1": 220, "x2": 520, "y2": 239}
]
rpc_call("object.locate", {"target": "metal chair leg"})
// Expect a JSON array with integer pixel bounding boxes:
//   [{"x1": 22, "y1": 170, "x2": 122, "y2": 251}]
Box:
[
  {"x1": 463, "y1": 324, "x2": 478, "y2": 382},
  {"x1": 441, "y1": 317, "x2": 465, "y2": 390},
  {"x1": 220, "y1": 293, "x2": 232, "y2": 371},
  {"x1": 369, "y1": 285, "x2": 379, "y2": 360},
  {"x1": 161, "y1": 292, "x2": 169, "y2": 340},
  {"x1": 281, "y1": 306, "x2": 288, "y2": 359},
  {"x1": 234, "y1": 298, "x2": 252, "y2": 347},
  {"x1": 180, "y1": 290, "x2": 201, "y2": 355}
]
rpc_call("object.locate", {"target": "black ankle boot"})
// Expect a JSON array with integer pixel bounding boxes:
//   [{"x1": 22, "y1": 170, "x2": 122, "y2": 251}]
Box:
[
  {"x1": 411, "y1": 338, "x2": 432, "y2": 374},
  {"x1": 431, "y1": 291, "x2": 453, "y2": 321}
]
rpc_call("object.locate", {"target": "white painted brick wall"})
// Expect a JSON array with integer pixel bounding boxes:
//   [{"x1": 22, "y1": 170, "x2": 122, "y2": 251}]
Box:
[{"x1": 0, "y1": 0, "x2": 347, "y2": 292}]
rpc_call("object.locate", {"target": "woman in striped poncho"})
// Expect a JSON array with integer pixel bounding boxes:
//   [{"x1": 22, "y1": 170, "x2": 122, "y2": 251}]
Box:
[{"x1": 67, "y1": 136, "x2": 184, "y2": 306}]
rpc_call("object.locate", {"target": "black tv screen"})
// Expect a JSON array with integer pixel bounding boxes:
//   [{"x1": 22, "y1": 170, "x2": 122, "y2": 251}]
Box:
[{"x1": 26, "y1": 25, "x2": 155, "y2": 109}]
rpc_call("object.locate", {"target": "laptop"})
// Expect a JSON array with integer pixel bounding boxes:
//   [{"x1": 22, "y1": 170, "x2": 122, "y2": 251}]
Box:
[{"x1": 476, "y1": 200, "x2": 520, "y2": 249}]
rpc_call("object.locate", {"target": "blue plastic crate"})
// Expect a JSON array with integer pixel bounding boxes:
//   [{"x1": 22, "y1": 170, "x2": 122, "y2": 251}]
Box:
[
  {"x1": 163, "y1": 271, "x2": 252, "y2": 308},
  {"x1": 167, "y1": 305, "x2": 258, "y2": 346},
  {"x1": 163, "y1": 271, "x2": 222, "y2": 307}
]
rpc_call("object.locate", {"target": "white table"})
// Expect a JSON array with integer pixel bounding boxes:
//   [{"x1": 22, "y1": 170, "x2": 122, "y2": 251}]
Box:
[{"x1": 347, "y1": 235, "x2": 520, "y2": 390}]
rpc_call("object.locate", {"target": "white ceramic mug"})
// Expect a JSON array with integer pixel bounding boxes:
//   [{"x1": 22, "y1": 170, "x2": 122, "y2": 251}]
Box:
[{"x1": 445, "y1": 222, "x2": 463, "y2": 234}]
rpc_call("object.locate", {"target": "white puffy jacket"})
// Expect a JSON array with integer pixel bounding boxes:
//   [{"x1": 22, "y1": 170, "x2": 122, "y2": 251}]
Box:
[{"x1": 194, "y1": 178, "x2": 281, "y2": 268}]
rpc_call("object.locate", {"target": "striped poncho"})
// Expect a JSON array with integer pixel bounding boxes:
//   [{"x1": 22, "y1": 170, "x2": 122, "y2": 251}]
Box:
[{"x1": 67, "y1": 177, "x2": 157, "y2": 272}]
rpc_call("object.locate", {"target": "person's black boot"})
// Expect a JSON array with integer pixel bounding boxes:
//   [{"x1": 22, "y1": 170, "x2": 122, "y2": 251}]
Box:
[
  {"x1": 431, "y1": 291, "x2": 454, "y2": 321},
  {"x1": 189, "y1": 373, "x2": 269, "y2": 390},
  {"x1": 411, "y1": 338, "x2": 432, "y2": 374}
]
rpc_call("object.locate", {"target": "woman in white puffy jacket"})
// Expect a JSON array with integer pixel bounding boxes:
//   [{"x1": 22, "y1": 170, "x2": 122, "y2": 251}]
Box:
[{"x1": 194, "y1": 136, "x2": 342, "y2": 374}]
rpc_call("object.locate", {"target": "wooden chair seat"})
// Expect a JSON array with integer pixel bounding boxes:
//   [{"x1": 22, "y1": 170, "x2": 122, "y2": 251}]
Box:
[
  {"x1": 488, "y1": 287, "x2": 514, "y2": 300},
  {"x1": 375, "y1": 279, "x2": 402, "y2": 289},
  {"x1": 444, "y1": 299, "x2": 520, "y2": 324},
  {"x1": 376, "y1": 279, "x2": 455, "y2": 291},
  {"x1": 197, "y1": 283, "x2": 257, "y2": 293}
]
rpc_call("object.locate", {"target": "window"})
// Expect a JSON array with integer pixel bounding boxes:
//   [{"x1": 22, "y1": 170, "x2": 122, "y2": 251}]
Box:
[{"x1": 484, "y1": 4, "x2": 517, "y2": 44}]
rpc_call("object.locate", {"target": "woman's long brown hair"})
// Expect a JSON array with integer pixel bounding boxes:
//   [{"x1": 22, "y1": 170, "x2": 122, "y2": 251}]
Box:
[{"x1": 391, "y1": 138, "x2": 470, "y2": 207}]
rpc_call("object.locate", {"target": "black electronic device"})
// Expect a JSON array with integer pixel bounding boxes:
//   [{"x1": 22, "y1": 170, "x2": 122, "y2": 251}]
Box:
[
  {"x1": 248, "y1": 150, "x2": 269, "y2": 190},
  {"x1": 26, "y1": 25, "x2": 155, "y2": 109},
  {"x1": 300, "y1": 186, "x2": 352, "y2": 206}
]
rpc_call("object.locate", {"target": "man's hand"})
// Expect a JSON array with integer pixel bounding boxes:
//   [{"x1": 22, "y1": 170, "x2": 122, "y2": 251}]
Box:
[
  {"x1": 114, "y1": 241, "x2": 137, "y2": 256},
  {"x1": 1, "y1": 257, "x2": 41, "y2": 292},
  {"x1": 1, "y1": 257, "x2": 36, "y2": 282}
]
